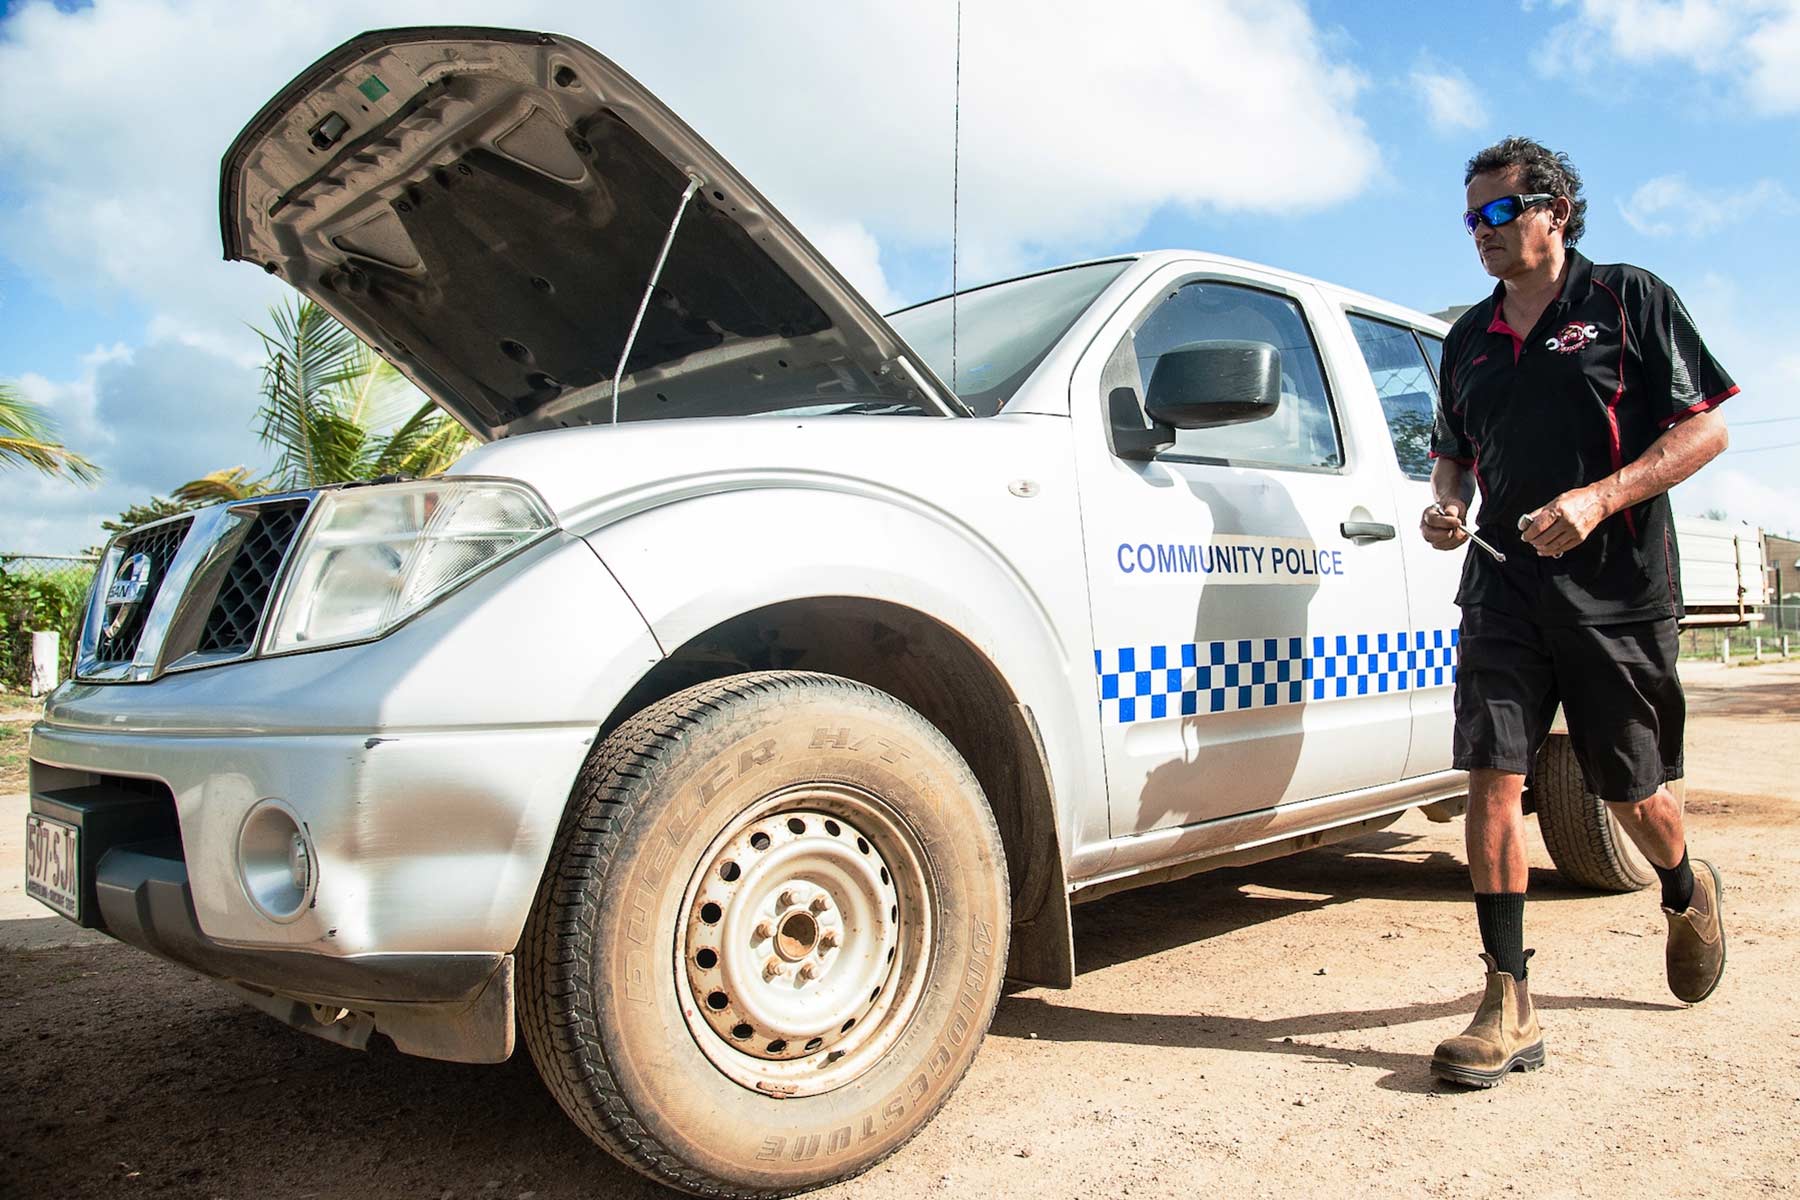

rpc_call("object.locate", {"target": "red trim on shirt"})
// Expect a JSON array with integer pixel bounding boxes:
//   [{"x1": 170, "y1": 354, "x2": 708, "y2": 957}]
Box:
[
  {"x1": 1590, "y1": 278, "x2": 1636, "y2": 538},
  {"x1": 1658, "y1": 385, "x2": 1739, "y2": 430},
  {"x1": 1428, "y1": 450, "x2": 1475, "y2": 465},
  {"x1": 1487, "y1": 308, "x2": 1524, "y2": 364}
]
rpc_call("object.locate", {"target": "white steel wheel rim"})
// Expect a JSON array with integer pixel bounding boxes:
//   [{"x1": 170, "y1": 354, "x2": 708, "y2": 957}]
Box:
[{"x1": 675, "y1": 783, "x2": 934, "y2": 1097}]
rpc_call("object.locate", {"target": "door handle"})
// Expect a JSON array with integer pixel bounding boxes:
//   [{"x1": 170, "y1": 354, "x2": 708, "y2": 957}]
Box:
[{"x1": 1341, "y1": 520, "x2": 1396, "y2": 542}]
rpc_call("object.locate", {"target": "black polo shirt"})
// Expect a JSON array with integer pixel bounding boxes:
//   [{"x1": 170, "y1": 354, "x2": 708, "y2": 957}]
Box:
[{"x1": 1430, "y1": 250, "x2": 1737, "y2": 625}]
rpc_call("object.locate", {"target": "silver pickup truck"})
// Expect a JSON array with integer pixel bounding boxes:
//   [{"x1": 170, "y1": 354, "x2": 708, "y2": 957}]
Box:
[{"x1": 23, "y1": 26, "x2": 1702, "y2": 1197}]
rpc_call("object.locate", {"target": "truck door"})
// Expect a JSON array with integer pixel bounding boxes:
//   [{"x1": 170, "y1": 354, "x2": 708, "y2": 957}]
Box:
[
  {"x1": 1071, "y1": 263, "x2": 1413, "y2": 838},
  {"x1": 1340, "y1": 312, "x2": 1466, "y2": 778}
]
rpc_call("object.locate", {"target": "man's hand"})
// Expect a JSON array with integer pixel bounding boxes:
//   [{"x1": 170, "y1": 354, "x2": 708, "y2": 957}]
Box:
[
  {"x1": 1421, "y1": 499, "x2": 1470, "y2": 551},
  {"x1": 1520, "y1": 486, "x2": 1609, "y2": 556}
]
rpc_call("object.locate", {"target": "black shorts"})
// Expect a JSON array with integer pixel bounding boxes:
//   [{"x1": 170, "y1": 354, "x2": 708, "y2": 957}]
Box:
[{"x1": 1452, "y1": 605, "x2": 1684, "y2": 804}]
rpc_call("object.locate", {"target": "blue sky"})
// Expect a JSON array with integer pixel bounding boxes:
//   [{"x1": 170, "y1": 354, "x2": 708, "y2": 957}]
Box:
[{"x1": 2, "y1": 0, "x2": 1797, "y2": 553}]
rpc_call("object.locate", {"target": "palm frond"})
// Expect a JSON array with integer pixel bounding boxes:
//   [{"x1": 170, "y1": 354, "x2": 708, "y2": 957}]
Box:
[
  {"x1": 0, "y1": 381, "x2": 103, "y2": 485},
  {"x1": 255, "y1": 299, "x2": 366, "y2": 487},
  {"x1": 338, "y1": 347, "x2": 416, "y2": 433},
  {"x1": 172, "y1": 465, "x2": 274, "y2": 504},
  {"x1": 370, "y1": 401, "x2": 476, "y2": 479}
]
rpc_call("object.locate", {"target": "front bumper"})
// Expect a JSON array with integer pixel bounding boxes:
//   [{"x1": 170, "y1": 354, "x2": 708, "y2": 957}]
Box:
[
  {"x1": 33, "y1": 779, "x2": 511, "y2": 1059},
  {"x1": 24, "y1": 530, "x2": 662, "y2": 1060}
]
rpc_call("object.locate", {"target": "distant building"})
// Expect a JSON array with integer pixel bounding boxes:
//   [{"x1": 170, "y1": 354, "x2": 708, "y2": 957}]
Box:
[{"x1": 1766, "y1": 533, "x2": 1800, "y2": 633}]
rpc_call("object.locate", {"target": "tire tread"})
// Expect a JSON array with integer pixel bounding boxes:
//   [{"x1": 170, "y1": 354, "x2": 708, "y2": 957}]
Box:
[
  {"x1": 518, "y1": 670, "x2": 1003, "y2": 1199},
  {"x1": 1533, "y1": 736, "x2": 1655, "y2": 893}
]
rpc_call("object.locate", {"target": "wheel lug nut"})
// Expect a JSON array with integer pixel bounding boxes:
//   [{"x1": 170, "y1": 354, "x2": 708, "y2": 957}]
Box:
[
  {"x1": 797, "y1": 962, "x2": 818, "y2": 982},
  {"x1": 819, "y1": 931, "x2": 839, "y2": 951},
  {"x1": 763, "y1": 957, "x2": 785, "y2": 981},
  {"x1": 778, "y1": 889, "x2": 797, "y2": 909},
  {"x1": 808, "y1": 895, "x2": 829, "y2": 913}
]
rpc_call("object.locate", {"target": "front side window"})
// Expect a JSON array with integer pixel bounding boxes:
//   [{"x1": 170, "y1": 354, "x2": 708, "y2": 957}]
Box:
[
  {"x1": 1118, "y1": 281, "x2": 1342, "y2": 469},
  {"x1": 1346, "y1": 314, "x2": 1440, "y2": 480}
]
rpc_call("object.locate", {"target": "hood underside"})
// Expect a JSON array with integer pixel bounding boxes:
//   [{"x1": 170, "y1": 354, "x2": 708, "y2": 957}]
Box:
[{"x1": 222, "y1": 27, "x2": 962, "y2": 438}]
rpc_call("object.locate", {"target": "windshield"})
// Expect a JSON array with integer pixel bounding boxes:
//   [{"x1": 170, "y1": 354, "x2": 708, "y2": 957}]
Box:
[{"x1": 887, "y1": 260, "x2": 1132, "y2": 416}]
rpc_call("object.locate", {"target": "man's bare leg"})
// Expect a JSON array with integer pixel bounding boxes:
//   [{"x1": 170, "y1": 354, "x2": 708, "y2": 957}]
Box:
[
  {"x1": 1608, "y1": 784, "x2": 1687, "y2": 871},
  {"x1": 1466, "y1": 768, "x2": 1530, "y2": 893}
]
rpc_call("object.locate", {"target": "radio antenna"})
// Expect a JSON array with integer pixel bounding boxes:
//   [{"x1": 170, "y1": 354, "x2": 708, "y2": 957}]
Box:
[{"x1": 950, "y1": 0, "x2": 961, "y2": 399}]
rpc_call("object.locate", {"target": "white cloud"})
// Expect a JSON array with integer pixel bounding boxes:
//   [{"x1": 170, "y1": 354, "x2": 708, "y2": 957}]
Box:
[
  {"x1": 1535, "y1": 0, "x2": 1800, "y2": 113},
  {"x1": 1560, "y1": 0, "x2": 1741, "y2": 60},
  {"x1": 0, "y1": 0, "x2": 1383, "y2": 549},
  {"x1": 0, "y1": 0, "x2": 1380, "y2": 332},
  {"x1": 799, "y1": 219, "x2": 903, "y2": 314},
  {"x1": 1411, "y1": 62, "x2": 1482, "y2": 134},
  {"x1": 1619, "y1": 175, "x2": 1796, "y2": 237},
  {"x1": 1, "y1": 339, "x2": 267, "y2": 555},
  {"x1": 1745, "y1": 4, "x2": 1800, "y2": 113}
]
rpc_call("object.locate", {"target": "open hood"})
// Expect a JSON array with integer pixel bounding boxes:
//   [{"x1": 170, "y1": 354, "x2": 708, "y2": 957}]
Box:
[{"x1": 222, "y1": 27, "x2": 966, "y2": 439}]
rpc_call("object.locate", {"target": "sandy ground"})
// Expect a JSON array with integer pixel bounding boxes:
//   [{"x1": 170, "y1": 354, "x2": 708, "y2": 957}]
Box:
[{"x1": 2, "y1": 660, "x2": 1797, "y2": 1199}]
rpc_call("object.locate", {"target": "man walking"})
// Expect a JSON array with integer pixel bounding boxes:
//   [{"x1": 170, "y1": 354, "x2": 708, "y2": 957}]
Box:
[{"x1": 1421, "y1": 136, "x2": 1734, "y2": 1087}]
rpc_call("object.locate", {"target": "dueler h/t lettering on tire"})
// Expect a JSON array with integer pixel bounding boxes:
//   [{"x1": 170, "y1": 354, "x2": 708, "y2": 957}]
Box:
[{"x1": 519, "y1": 671, "x2": 1010, "y2": 1197}]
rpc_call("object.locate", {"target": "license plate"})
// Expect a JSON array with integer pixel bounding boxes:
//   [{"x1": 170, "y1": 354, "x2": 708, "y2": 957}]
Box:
[{"x1": 25, "y1": 814, "x2": 80, "y2": 921}]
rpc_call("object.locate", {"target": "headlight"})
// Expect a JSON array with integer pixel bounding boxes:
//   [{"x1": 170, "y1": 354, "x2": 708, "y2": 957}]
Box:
[{"x1": 263, "y1": 478, "x2": 555, "y2": 654}]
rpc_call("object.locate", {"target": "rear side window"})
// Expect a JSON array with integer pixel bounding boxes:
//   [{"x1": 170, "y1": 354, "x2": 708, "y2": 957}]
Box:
[
  {"x1": 1125, "y1": 282, "x2": 1341, "y2": 470},
  {"x1": 1346, "y1": 314, "x2": 1440, "y2": 480}
]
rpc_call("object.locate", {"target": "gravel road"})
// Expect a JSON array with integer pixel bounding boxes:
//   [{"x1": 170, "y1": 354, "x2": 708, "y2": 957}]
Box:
[{"x1": 3, "y1": 660, "x2": 1796, "y2": 1199}]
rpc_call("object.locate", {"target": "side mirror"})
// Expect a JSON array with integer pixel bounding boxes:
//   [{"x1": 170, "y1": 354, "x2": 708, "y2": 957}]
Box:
[{"x1": 1145, "y1": 340, "x2": 1281, "y2": 430}]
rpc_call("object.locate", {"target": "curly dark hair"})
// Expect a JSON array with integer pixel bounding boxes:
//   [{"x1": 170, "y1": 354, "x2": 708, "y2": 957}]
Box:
[{"x1": 1464, "y1": 136, "x2": 1588, "y2": 247}]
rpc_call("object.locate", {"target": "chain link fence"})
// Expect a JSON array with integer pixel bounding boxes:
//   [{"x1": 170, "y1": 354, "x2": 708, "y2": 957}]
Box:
[
  {"x1": 1679, "y1": 602, "x2": 1800, "y2": 662},
  {"x1": 0, "y1": 554, "x2": 98, "y2": 693}
]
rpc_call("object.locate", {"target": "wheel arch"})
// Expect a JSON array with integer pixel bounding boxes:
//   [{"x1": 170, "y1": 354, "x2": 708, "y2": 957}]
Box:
[{"x1": 593, "y1": 596, "x2": 1074, "y2": 988}]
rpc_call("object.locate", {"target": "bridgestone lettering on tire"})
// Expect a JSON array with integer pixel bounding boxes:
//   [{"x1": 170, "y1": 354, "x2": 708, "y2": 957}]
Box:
[
  {"x1": 519, "y1": 671, "x2": 1010, "y2": 1197},
  {"x1": 1533, "y1": 734, "x2": 1656, "y2": 893}
]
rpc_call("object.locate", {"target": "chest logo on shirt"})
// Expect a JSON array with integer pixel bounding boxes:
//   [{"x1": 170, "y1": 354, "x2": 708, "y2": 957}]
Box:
[{"x1": 1546, "y1": 322, "x2": 1601, "y2": 353}]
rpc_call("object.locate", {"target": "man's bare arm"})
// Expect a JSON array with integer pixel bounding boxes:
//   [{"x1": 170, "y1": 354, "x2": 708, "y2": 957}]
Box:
[
  {"x1": 1521, "y1": 409, "x2": 1729, "y2": 556},
  {"x1": 1421, "y1": 458, "x2": 1477, "y2": 550}
]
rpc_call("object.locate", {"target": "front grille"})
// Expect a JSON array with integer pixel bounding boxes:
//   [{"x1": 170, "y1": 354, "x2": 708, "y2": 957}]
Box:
[
  {"x1": 196, "y1": 502, "x2": 307, "y2": 654},
  {"x1": 94, "y1": 519, "x2": 193, "y2": 664}
]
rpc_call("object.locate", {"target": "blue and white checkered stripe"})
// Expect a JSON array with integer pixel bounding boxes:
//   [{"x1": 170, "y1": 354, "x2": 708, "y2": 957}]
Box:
[{"x1": 1095, "y1": 628, "x2": 1460, "y2": 725}]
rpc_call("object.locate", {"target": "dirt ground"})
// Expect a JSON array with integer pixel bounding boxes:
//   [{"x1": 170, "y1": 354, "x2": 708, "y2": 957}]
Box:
[{"x1": 3, "y1": 660, "x2": 1796, "y2": 1199}]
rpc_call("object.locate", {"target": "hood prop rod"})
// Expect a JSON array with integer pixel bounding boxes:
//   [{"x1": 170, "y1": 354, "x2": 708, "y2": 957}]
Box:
[{"x1": 611, "y1": 175, "x2": 703, "y2": 424}]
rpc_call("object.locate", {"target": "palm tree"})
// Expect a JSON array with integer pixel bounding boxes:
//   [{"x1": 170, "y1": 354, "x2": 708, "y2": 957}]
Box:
[
  {"x1": 250, "y1": 298, "x2": 473, "y2": 489},
  {"x1": 0, "y1": 381, "x2": 101, "y2": 484},
  {"x1": 171, "y1": 465, "x2": 271, "y2": 505}
]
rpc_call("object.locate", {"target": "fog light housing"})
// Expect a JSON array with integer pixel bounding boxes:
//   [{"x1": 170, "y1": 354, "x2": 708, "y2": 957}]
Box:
[{"x1": 238, "y1": 800, "x2": 315, "y2": 922}]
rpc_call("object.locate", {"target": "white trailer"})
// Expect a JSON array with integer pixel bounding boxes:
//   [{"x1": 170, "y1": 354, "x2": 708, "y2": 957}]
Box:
[{"x1": 1533, "y1": 515, "x2": 1766, "y2": 892}]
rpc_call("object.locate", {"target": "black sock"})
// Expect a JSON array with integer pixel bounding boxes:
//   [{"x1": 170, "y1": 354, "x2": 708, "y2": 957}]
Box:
[
  {"x1": 1474, "y1": 892, "x2": 1527, "y2": 979},
  {"x1": 1655, "y1": 848, "x2": 1696, "y2": 912}
]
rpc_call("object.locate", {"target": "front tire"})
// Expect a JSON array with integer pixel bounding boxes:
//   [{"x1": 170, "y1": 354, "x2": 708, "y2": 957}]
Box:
[
  {"x1": 1533, "y1": 733, "x2": 1656, "y2": 892},
  {"x1": 519, "y1": 672, "x2": 1009, "y2": 1197}
]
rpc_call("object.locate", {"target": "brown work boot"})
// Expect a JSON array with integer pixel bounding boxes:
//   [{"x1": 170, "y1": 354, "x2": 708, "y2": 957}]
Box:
[
  {"x1": 1664, "y1": 858, "x2": 1726, "y2": 1003},
  {"x1": 1430, "y1": 952, "x2": 1545, "y2": 1088}
]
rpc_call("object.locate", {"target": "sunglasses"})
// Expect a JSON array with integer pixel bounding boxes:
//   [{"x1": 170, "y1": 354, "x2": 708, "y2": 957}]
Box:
[{"x1": 1462, "y1": 193, "x2": 1555, "y2": 234}]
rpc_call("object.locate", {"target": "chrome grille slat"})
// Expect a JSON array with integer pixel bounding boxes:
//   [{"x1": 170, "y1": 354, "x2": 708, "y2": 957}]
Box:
[
  {"x1": 196, "y1": 502, "x2": 307, "y2": 654},
  {"x1": 93, "y1": 519, "x2": 193, "y2": 664},
  {"x1": 75, "y1": 492, "x2": 317, "y2": 683}
]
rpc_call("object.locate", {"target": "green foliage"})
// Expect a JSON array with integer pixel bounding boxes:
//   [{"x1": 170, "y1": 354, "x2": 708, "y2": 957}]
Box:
[
  {"x1": 172, "y1": 465, "x2": 271, "y2": 505},
  {"x1": 0, "y1": 380, "x2": 102, "y2": 485},
  {"x1": 101, "y1": 496, "x2": 199, "y2": 537},
  {"x1": 251, "y1": 298, "x2": 473, "y2": 489},
  {"x1": 0, "y1": 560, "x2": 96, "y2": 692}
]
